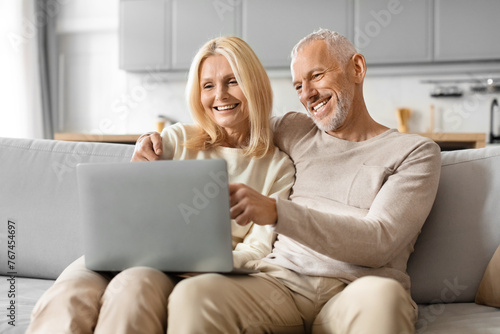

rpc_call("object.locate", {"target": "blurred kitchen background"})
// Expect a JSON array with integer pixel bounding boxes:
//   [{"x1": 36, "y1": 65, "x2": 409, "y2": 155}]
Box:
[{"x1": 1, "y1": 0, "x2": 500, "y2": 148}]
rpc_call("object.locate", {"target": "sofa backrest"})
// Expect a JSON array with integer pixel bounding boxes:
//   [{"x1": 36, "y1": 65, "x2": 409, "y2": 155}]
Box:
[
  {"x1": 2, "y1": 136, "x2": 500, "y2": 301},
  {"x1": 407, "y1": 145, "x2": 500, "y2": 304},
  {"x1": 0, "y1": 137, "x2": 134, "y2": 279}
]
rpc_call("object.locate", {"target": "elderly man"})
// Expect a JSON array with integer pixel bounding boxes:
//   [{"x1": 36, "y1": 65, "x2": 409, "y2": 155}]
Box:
[{"x1": 133, "y1": 29, "x2": 441, "y2": 334}]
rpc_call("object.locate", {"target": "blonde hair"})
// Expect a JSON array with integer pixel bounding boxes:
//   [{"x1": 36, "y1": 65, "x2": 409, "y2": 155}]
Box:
[{"x1": 184, "y1": 36, "x2": 274, "y2": 158}]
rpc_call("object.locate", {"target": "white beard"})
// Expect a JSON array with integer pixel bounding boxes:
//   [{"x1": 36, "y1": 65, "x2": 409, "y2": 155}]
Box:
[{"x1": 309, "y1": 94, "x2": 351, "y2": 132}]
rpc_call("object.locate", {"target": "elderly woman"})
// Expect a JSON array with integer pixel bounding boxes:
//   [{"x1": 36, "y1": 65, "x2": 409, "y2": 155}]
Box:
[{"x1": 26, "y1": 36, "x2": 295, "y2": 334}]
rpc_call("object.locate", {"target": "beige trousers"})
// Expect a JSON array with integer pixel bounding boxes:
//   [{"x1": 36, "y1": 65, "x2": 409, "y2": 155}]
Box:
[
  {"x1": 26, "y1": 256, "x2": 176, "y2": 334},
  {"x1": 167, "y1": 260, "x2": 418, "y2": 334},
  {"x1": 27, "y1": 258, "x2": 417, "y2": 334}
]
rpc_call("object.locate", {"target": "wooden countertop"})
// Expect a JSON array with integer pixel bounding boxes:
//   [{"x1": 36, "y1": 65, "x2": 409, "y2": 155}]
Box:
[
  {"x1": 54, "y1": 133, "x2": 141, "y2": 144},
  {"x1": 412, "y1": 132, "x2": 486, "y2": 149}
]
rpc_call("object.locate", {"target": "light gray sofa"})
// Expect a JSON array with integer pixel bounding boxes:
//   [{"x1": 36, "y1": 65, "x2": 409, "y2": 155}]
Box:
[{"x1": 0, "y1": 136, "x2": 499, "y2": 333}]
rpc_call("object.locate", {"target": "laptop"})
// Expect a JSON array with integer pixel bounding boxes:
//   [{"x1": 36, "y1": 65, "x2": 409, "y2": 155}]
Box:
[{"x1": 76, "y1": 159, "x2": 255, "y2": 274}]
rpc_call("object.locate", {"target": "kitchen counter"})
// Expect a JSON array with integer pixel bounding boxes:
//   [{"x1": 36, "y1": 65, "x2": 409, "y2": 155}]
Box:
[
  {"x1": 413, "y1": 132, "x2": 486, "y2": 150},
  {"x1": 54, "y1": 133, "x2": 141, "y2": 145}
]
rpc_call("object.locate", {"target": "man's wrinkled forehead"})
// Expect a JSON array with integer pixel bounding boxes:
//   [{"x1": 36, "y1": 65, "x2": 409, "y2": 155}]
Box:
[{"x1": 291, "y1": 40, "x2": 337, "y2": 79}]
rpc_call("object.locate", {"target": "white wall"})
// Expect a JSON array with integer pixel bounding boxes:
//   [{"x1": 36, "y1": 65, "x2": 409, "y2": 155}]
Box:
[
  {"x1": 364, "y1": 73, "x2": 500, "y2": 134},
  {"x1": 56, "y1": 0, "x2": 500, "y2": 138}
]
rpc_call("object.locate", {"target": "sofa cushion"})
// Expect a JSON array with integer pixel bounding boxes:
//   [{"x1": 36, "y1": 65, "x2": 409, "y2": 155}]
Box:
[
  {"x1": 407, "y1": 146, "x2": 500, "y2": 304},
  {"x1": 416, "y1": 303, "x2": 500, "y2": 333},
  {"x1": 475, "y1": 245, "x2": 500, "y2": 307},
  {"x1": 0, "y1": 277, "x2": 55, "y2": 333},
  {"x1": 0, "y1": 137, "x2": 134, "y2": 280}
]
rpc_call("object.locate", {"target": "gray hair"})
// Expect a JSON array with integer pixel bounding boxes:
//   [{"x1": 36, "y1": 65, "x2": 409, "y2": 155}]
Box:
[{"x1": 291, "y1": 28, "x2": 357, "y2": 65}]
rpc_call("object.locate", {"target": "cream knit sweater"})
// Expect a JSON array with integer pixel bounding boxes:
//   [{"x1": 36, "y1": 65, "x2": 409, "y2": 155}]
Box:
[
  {"x1": 161, "y1": 123, "x2": 295, "y2": 268},
  {"x1": 265, "y1": 112, "x2": 441, "y2": 291}
]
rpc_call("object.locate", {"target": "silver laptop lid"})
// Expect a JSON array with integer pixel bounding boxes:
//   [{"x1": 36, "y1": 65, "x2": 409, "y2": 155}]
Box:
[{"x1": 76, "y1": 159, "x2": 234, "y2": 273}]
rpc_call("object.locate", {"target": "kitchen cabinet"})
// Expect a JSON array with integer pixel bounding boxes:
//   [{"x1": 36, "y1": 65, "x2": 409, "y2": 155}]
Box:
[
  {"x1": 242, "y1": 0, "x2": 352, "y2": 68},
  {"x1": 119, "y1": 0, "x2": 500, "y2": 71},
  {"x1": 170, "y1": 0, "x2": 240, "y2": 69},
  {"x1": 119, "y1": 0, "x2": 239, "y2": 71},
  {"x1": 120, "y1": 0, "x2": 170, "y2": 71},
  {"x1": 354, "y1": 0, "x2": 432, "y2": 64},
  {"x1": 434, "y1": 0, "x2": 500, "y2": 62},
  {"x1": 119, "y1": 0, "x2": 352, "y2": 71}
]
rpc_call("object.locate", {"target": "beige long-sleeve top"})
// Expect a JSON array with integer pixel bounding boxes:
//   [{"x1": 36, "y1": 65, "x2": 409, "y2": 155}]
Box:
[
  {"x1": 161, "y1": 123, "x2": 295, "y2": 268},
  {"x1": 265, "y1": 112, "x2": 441, "y2": 291}
]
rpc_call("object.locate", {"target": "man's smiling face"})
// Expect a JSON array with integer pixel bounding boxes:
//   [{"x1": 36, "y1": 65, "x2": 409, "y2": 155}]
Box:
[{"x1": 292, "y1": 40, "x2": 355, "y2": 133}]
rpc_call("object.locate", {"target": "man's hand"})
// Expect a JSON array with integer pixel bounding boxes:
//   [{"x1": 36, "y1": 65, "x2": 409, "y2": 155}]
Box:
[
  {"x1": 229, "y1": 183, "x2": 277, "y2": 226},
  {"x1": 131, "y1": 132, "x2": 163, "y2": 161}
]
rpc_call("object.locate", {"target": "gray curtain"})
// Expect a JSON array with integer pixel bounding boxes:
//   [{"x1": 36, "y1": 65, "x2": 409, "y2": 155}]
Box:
[{"x1": 35, "y1": 0, "x2": 59, "y2": 139}]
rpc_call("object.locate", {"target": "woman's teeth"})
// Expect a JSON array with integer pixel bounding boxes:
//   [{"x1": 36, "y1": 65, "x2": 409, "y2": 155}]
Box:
[{"x1": 216, "y1": 104, "x2": 237, "y2": 111}]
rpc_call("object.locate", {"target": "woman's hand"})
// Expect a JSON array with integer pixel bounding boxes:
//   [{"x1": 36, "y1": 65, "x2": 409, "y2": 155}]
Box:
[
  {"x1": 131, "y1": 132, "x2": 163, "y2": 161},
  {"x1": 229, "y1": 183, "x2": 277, "y2": 226}
]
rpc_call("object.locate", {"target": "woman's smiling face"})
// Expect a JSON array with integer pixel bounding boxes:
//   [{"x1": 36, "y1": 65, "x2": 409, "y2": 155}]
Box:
[{"x1": 199, "y1": 55, "x2": 249, "y2": 137}]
